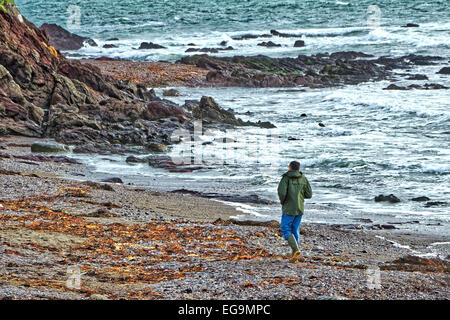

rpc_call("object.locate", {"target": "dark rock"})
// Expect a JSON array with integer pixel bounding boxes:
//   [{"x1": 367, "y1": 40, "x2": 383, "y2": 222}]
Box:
[
  {"x1": 300, "y1": 113, "x2": 307, "y2": 117},
  {"x1": 101, "y1": 177, "x2": 123, "y2": 184},
  {"x1": 383, "y1": 84, "x2": 409, "y2": 90},
  {"x1": 270, "y1": 29, "x2": 302, "y2": 38},
  {"x1": 256, "y1": 121, "x2": 276, "y2": 129},
  {"x1": 138, "y1": 42, "x2": 166, "y2": 50},
  {"x1": 191, "y1": 96, "x2": 276, "y2": 129},
  {"x1": 39, "y1": 23, "x2": 98, "y2": 51},
  {"x1": 370, "y1": 224, "x2": 396, "y2": 230},
  {"x1": 163, "y1": 89, "x2": 181, "y2": 97},
  {"x1": 257, "y1": 41, "x2": 281, "y2": 47},
  {"x1": 103, "y1": 44, "x2": 118, "y2": 49},
  {"x1": 185, "y1": 47, "x2": 233, "y2": 53},
  {"x1": 186, "y1": 47, "x2": 218, "y2": 53},
  {"x1": 318, "y1": 123, "x2": 325, "y2": 127},
  {"x1": 374, "y1": 194, "x2": 401, "y2": 203},
  {"x1": 106, "y1": 38, "x2": 119, "y2": 41},
  {"x1": 171, "y1": 188, "x2": 276, "y2": 205},
  {"x1": 402, "y1": 23, "x2": 419, "y2": 28},
  {"x1": 424, "y1": 201, "x2": 447, "y2": 207},
  {"x1": 423, "y1": 83, "x2": 449, "y2": 89},
  {"x1": 411, "y1": 196, "x2": 430, "y2": 202},
  {"x1": 294, "y1": 40, "x2": 305, "y2": 47},
  {"x1": 329, "y1": 51, "x2": 374, "y2": 60},
  {"x1": 232, "y1": 34, "x2": 272, "y2": 40},
  {"x1": 437, "y1": 67, "x2": 450, "y2": 75},
  {"x1": 126, "y1": 155, "x2": 147, "y2": 164},
  {"x1": 406, "y1": 74, "x2": 428, "y2": 80}
]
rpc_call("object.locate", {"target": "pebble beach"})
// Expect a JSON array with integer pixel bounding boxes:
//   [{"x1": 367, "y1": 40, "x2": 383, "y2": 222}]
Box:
[{"x1": 1, "y1": 136, "x2": 448, "y2": 300}]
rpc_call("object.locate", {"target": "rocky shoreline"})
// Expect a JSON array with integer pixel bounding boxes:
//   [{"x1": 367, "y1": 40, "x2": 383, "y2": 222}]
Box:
[
  {"x1": 1, "y1": 4, "x2": 449, "y2": 300},
  {"x1": 1, "y1": 5, "x2": 449, "y2": 157},
  {"x1": 0, "y1": 136, "x2": 449, "y2": 300}
]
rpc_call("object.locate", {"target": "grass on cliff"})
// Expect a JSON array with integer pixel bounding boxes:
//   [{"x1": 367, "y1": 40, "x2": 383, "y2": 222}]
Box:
[{"x1": 0, "y1": 0, "x2": 15, "y2": 13}]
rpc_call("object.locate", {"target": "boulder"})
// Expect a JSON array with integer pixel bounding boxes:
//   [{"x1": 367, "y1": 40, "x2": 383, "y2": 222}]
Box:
[
  {"x1": 424, "y1": 201, "x2": 447, "y2": 207},
  {"x1": 31, "y1": 141, "x2": 70, "y2": 153},
  {"x1": 163, "y1": 89, "x2": 181, "y2": 97},
  {"x1": 383, "y1": 84, "x2": 409, "y2": 90},
  {"x1": 411, "y1": 196, "x2": 430, "y2": 202},
  {"x1": 103, "y1": 44, "x2": 118, "y2": 49},
  {"x1": 138, "y1": 42, "x2": 166, "y2": 50},
  {"x1": 39, "y1": 23, "x2": 98, "y2": 51},
  {"x1": 270, "y1": 29, "x2": 302, "y2": 38},
  {"x1": 374, "y1": 194, "x2": 401, "y2": 203},
  {"x1": 406, "y1": 74, "x2": 428, "y2": 80},
  {"x1": 437, "y1": 67, "x2": 450, "y2": 75},
  {"x1": 257, "y1": 41, "x2": 281, "y2": 47},
  {"x1": 402, "y1": 23, "x2": 419, "y2": 28},
  {"x1": 294, "y1": 40, "x2": 305, "y2": 47}
]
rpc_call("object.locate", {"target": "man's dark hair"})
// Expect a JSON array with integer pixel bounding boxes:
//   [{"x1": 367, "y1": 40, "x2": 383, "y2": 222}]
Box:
[{"x1": 289, "y1": 161, "x2": 300, "y2": 171}]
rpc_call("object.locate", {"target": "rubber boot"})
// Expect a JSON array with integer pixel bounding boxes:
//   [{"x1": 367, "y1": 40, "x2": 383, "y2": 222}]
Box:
[{"x1": 287, "y1": 234, "x2": 300, "y2": 262}]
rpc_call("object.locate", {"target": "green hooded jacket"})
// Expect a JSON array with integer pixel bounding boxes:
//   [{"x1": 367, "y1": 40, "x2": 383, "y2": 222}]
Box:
[{"x1": 277, "y1": 170, "x2": 312, "y2": 216}]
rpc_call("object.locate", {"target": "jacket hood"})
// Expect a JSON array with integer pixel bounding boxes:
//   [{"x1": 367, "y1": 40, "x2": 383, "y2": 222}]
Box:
[{"x1": 283, "y1": 170, "x2": 303, "y2": 178}]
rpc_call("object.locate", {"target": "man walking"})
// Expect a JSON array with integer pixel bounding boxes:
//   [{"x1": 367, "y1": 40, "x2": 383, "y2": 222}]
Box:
[{"x1": 277, "y1": 161, "x2": 312, "y2": 262}]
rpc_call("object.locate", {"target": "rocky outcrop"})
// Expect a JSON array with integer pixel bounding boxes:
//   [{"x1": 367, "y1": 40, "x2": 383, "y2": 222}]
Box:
[
  {"x1": 374, "y1": 194, "x2": 401, "y2": 203},
  {"x1": 0, "y1": 6, "x2": 270, "y2": 154},
  {"x1": 39, "y1": 23, "x2": 97, "y2": 51},
  {"x1": 185, "y1": 46, "x2": 234, "y2": 53},
  {"x1": 138, "y1": 42, "x2": 166, "y2": 50},
  {"x1": 437, "y1": 67, "x2": 450, "y2": 75},
  {"x1": 178, "y1": 52, "x2": 444, "y2": 88},
  {"x1": 384, "y1": 83, "x2": 449, "y2": 90},
  {"x1": 189, "y1": 96, "x2": 276, "y2": 128},
  {"x1": 257, "y1": 41, "x2": 281, "y2": 47}
]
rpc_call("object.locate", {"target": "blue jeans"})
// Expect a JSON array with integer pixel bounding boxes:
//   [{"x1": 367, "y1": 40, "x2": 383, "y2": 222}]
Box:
[{"x1": 281, "y1": 214, "x2": 303, "y2": 243}]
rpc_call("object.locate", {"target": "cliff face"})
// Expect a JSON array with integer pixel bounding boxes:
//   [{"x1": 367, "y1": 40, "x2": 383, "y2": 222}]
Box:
[{"x1": 0, "y1": 4, "x2": 187, "y2": 153}]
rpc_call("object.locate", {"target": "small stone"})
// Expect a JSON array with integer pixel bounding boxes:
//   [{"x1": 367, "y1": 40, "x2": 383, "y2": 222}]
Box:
[
  {"x1": 103, "y1": 44, "x2": 118, "y2": 49},
  {"x1": 318, "y1": 123, "x2": 325, "y2": 127}
]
